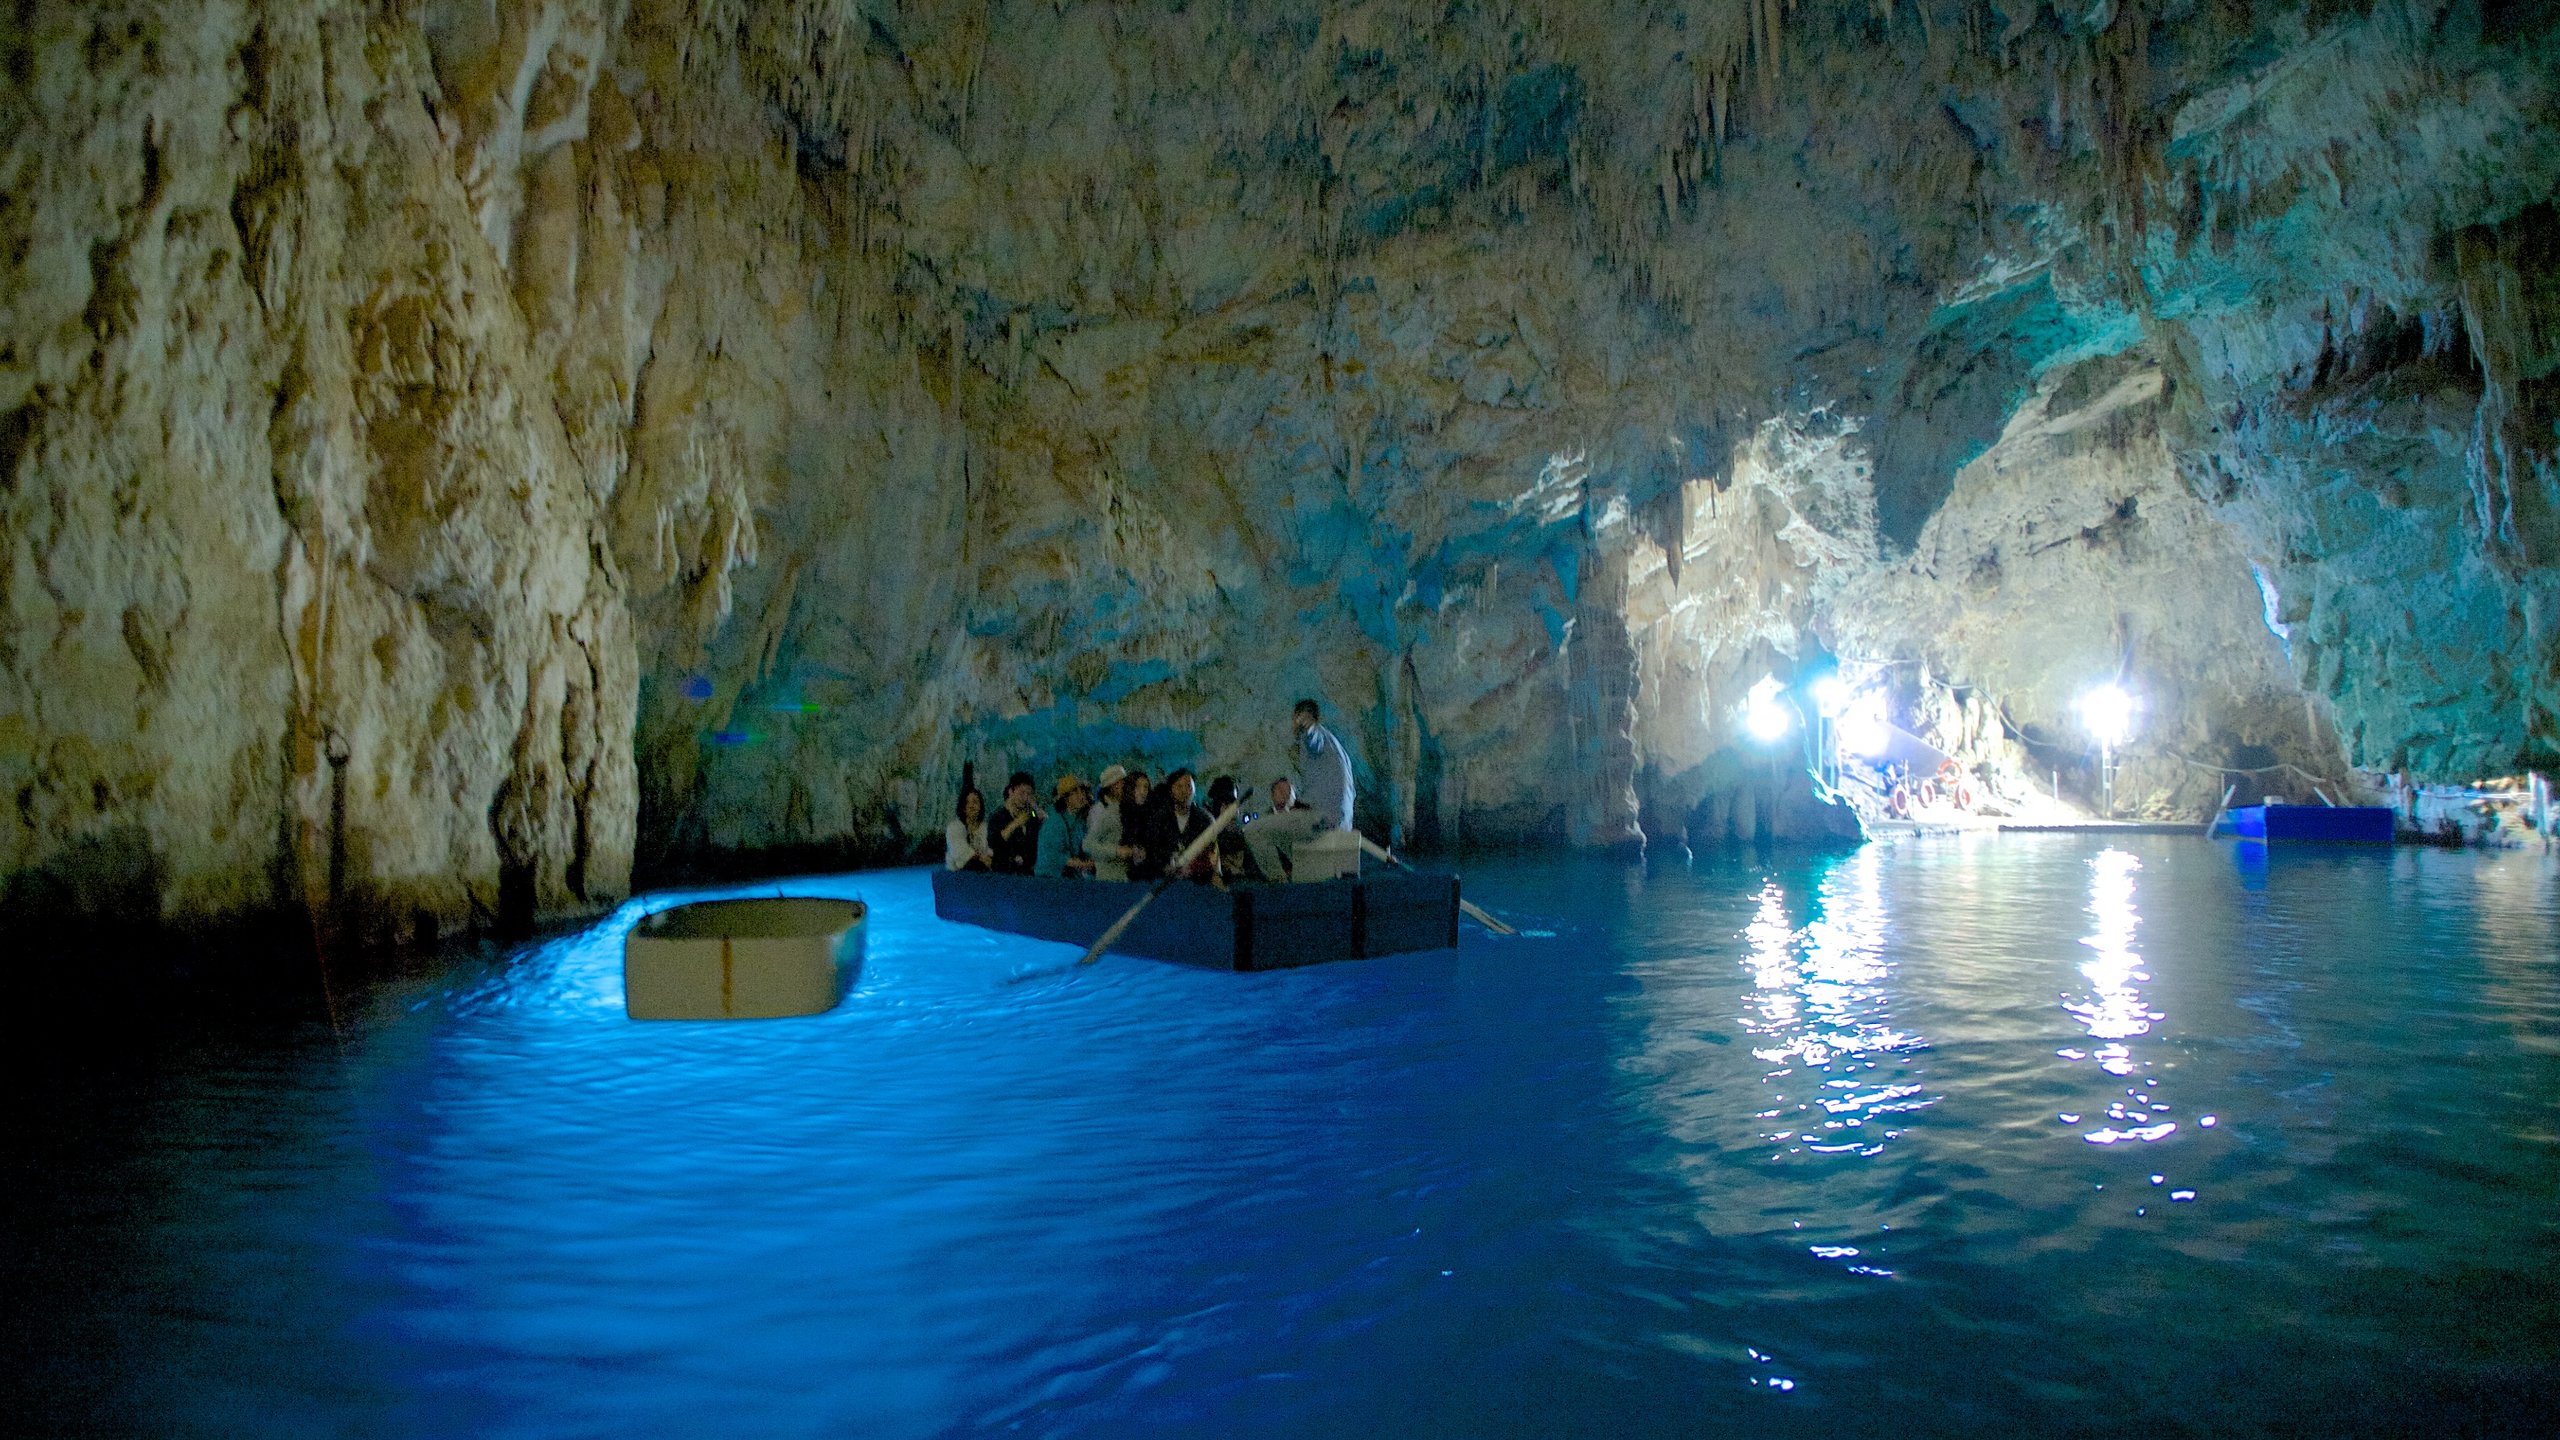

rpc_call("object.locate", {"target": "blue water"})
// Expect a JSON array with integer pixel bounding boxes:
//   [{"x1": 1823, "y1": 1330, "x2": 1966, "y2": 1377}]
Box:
[{"x1": 14, "y1": 837, "x2": 2560, "y2": 1436}]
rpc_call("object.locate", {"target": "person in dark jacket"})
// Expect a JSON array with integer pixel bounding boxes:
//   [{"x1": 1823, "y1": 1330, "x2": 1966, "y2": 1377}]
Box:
[
  {"x1": 990, "y1": 770, "x2": 1044, "y2": 874},
  {"x1": 1206, "y1": 775, "x2": 1258, "y2": 883},
  {"x1": 1144, "y1": 769, "x2": 1217, "y2": 882},
  {"x1": 1125, "y1": 770, "x2": 1164, "y2": 879}
]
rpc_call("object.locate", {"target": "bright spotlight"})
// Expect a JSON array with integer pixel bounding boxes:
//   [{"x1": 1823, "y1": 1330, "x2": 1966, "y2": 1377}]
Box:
[
  {"x1": 2077, "y1": 683, "x2": 2137, "y2": 746},
  {"x1": 1811, "y1": 674, "x2": 1852, "y2": 718},
  {"x1": 1838, "y1": 692, "x2": 1891, "y2": 759},
  {"x1": 1745, "y1": 675, "x2": 1792, "y2": 744}
]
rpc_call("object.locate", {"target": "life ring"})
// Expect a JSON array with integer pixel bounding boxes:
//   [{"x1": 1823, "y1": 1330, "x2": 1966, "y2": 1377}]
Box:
[
  {"x1": 1888, "y1": 783, "x2": 1912, "y2": 818},
  {"x1": 1933, "y1": 760, "x2": 1974, "y2": 811},
  {"x1": 1916, "y1": 778, "x2": 1940, "y2": 810}
]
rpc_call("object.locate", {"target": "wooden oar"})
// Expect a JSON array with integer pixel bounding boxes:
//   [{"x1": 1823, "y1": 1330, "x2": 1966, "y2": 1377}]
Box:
[
  {"x1": 2203, "y1": 782, "x2": 2237, "y2": 838},
  {"x1": 1355, "y1": 836, "x2": 1517, "y2": 936},
  {"x1": 1077, "y1": 790, "x2": 1253, "y2": 966}
]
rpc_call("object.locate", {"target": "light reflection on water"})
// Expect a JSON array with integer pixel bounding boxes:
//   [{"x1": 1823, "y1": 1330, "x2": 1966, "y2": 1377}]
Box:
[
  {"x1": 15, "y1": 838, "x2": 2560, "y2": 1437},
  {"x1": 2066, "y1": 850, "x2": 2179, "y2": 1148},
  {"x1": 1738, "y1": 850, "x2": 1932, "y2": 1163}
]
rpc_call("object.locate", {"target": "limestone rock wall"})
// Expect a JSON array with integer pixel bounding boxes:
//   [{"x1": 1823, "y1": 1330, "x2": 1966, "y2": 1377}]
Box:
[
  {"x1": 1829, "y1": 362, "x2": 2345, "y2": 818},
  {"x1": 1, "y1": 0, "x2": 652, "y2": 939},
  {"x1": 5, "y1": 1, "x2": 2557, "y2": 940}
]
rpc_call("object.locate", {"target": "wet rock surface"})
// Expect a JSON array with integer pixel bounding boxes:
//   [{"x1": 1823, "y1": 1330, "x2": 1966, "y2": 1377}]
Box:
[{"x1": 4, "y1": 2, "x2": 2554, "y2": 938}]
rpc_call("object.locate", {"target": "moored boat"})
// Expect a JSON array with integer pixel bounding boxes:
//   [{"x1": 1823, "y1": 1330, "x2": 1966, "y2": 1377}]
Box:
[
  {"x1": 931, "y1": 869, "x2": 1459, "y2": 970},
  {"x1": 624, "y1": 896, "x2": 867, "y2": 1019},
  {"x1": 2221, "y1": 804, "x2": 2395, "y2": 844}
]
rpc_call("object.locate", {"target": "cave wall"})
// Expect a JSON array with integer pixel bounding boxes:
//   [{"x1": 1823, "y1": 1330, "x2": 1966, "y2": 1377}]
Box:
[
  {"x1": 1828, "y1": 359, "x2": 2343, "y2": 818},
  {"x1": 5, "y1": 0, "x2": 2556, "y2": 937},
  {"x1": 2, "y1": 0, "x2": 645, "y2": 941}
]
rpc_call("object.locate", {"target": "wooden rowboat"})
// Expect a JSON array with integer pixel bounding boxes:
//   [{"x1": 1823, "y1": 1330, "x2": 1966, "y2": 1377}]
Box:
[
  {"x1": 624, "y1": 896, "x2": 867, "y2": 1019},
  {"x1": 931, "y1": 868, "x2": 1458, "y2": 970}
]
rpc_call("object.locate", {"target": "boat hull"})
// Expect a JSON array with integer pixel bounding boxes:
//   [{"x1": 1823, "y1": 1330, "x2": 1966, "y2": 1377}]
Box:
[
  {"x1": 2225, "y1": 804, "x2": 2395, "y2": 844},
  {"x1": 931, "y1": 869, "x2": 1459, "y2": 969},
  {"x1": 624, "y1": 896, "x2": 867, "y2": 1019}
]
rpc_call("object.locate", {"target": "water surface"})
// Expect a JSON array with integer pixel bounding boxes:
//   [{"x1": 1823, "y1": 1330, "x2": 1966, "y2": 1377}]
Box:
[{"x1": 14, "y1": 836, "x2": 2559, "y2": 1436}]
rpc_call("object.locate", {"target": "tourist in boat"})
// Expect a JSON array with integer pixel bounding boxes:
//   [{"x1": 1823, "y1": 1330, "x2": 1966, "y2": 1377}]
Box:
[
  {"x1": 1124, "y1": 769, "x2": 1163, "y2": 878},
  {"x1": 990, "y1": 770, "x2": 1044, "y2": 874},
  {"x1": 1206, "y1": 775, "x2": 1261, "y2": 883},
  {"x1": 1036, "y1": 774, "x2": 1096, "y2": 878},
  {"x1": 1143, "y1": 768, "x2": 1217, "y2": 882},
  {"x1": 1244, "y1": 776, "x2": 1309, "y2": 880},
  {"x1": 1084, "y1": 765, "x2": 1142, "y2": 882},
  {"x1": 945, "y1": 788, "x2": 993, "y2": 872}
]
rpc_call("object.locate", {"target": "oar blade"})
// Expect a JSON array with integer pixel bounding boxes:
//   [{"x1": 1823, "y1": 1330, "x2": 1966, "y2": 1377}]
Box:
[{"x1": 1357, "y1": 835, "x2": 1517, "y2": 935}]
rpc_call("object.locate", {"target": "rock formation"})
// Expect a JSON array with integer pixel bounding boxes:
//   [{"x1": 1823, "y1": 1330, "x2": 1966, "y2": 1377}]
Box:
[{"x1": 4, "y1": 1, "x2": 2554, "y2": 939}]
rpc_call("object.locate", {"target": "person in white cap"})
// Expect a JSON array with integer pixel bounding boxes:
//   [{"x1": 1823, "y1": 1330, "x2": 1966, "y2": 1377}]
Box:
[{"x1": 1083, "y1": 764, "x2": 1142, "y2": 882}]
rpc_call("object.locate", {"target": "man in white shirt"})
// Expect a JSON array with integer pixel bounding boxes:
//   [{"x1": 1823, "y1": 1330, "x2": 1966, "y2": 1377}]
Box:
[
  {"x1": 1291, "y1": 699, "x2": 1354, "y2": 831},
  {"x1": 1246, "y1": 699, "x2": 1357, "y2": 881}
]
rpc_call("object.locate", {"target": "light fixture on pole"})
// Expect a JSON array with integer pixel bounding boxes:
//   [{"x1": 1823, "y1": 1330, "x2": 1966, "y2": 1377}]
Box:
[
  {"x1": 1808, "y1": 675, "x2": 1850, "y2": 785},
  {"x1": 2075, "y1": 682, "x2": 2137, "y2": 816}
]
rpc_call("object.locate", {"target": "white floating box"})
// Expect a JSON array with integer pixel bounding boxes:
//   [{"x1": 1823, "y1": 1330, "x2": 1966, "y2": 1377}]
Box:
[{"x1": 624, "y1": 897, "x2": 867, "y2": 1020}]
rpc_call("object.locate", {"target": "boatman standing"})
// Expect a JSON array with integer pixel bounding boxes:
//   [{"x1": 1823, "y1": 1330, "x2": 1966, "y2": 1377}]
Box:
[
  {"x1": 1292, "y1": 699, "x2": 1353, "y2": 832},
  {"x1": 1247, "y1": 698, "x2": 1357, "y2": 881}
]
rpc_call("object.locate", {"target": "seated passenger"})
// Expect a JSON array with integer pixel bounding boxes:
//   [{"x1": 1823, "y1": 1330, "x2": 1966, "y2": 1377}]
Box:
[
  {"x1": 1084, "y1": 765, "x2": 1141, "y2": 882},
  {"x1": 944, "y1": 789, "x2": 993, "y2": 872},
  {"x1": 1035, "y1": 774, "x2": 1096, "y2": 877},
  {"x1": 1267, "y1": 776, "x2": 1307, "y2": 815},
  {"x1": 1125, "y1": 770, "x2": 1163, "y2": 879},
  {"x1": 1142, "y1": 768, "x2": 1217, "y2": 882},
  {"x1": 1206, "y1": 775, "x2": 1257, "y2": 883},
  {"x1": 989, "y1": 770, "x2": 1044, "y2": 875}
]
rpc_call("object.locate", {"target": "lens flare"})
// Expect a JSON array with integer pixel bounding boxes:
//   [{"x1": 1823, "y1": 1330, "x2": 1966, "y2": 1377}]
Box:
[
  {"x1": 2077, "y1": 683, "x2": 2136, "y2": 745},
  {"x1": 1745, "y1": 674, "x2": 1792, "y2": 743},
  {"x1": 1837, "y1": 691, "x2": 1891, "y2": 759}
]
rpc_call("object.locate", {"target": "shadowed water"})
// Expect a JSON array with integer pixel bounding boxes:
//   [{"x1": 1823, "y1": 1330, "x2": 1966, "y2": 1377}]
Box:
[{"x1": 12, "y1": 837, "x2": 2559, "y2": 1436}]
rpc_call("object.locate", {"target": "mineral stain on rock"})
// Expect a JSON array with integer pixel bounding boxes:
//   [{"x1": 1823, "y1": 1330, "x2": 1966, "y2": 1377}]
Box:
[{"x1": 3, "y1": 1, "x2": 2555, "y2": 940}]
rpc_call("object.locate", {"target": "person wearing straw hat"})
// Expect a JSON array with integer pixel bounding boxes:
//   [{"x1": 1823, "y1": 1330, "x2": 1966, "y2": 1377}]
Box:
[
  {"x1": 1036, "y1": 774, "x2": 1096, "y2": 877},
  {"x1": 1084, "y1": 765, "x2": 1139, "y2": 881}
]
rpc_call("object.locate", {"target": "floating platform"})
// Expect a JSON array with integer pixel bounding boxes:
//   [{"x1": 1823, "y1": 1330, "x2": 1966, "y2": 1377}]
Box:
[
  {"x1": 931, "y1": 869, "x2": 1459, "y2": 970},
  {"x1": 624, "y1": 896, "x2": 867, "y2": 1019},
  {"x1": 2222, "y1": 804, "x2": 2396, "y2": 844}
]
